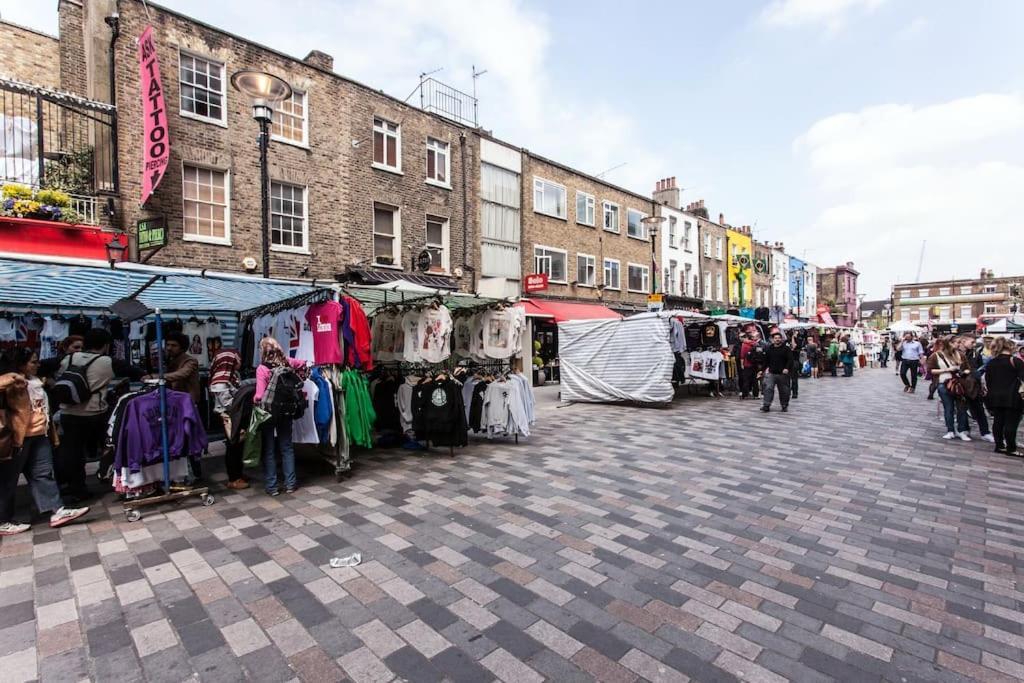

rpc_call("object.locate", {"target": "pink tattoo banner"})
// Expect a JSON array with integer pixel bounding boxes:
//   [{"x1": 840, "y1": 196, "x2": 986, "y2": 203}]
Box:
[{"x1": 138, "y1": 26, "x2": 169, "y2": 206}]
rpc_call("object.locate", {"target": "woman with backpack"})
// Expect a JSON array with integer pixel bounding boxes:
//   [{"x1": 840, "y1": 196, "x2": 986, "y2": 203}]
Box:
[
  {"x1": 0, "y1": 348, "x2": 89, "y2": 536},
  {"x1": 254, "y1": 338, "x2": 306, "y2": 496},
  {"x1": 984, "y1": 337, "x2": 1024, "y2": 456},
  {"x1": 926, "y1": 337, "x2": 972, "y2": 441},
  {"x1": 839, "y1": 334, "x2": 856, "y2": 377}
]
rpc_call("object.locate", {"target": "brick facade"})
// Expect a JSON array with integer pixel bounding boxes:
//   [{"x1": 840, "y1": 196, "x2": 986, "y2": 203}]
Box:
[
  {"x1": 817, "y1": 262, "x2": 859, "y2": 326},
  {"x1": 892, "y1": 270, "x2": 1022, "y2": 325},
  {"x1": 0, "y1": 21, "x2": 60, "y2": 88},
  {"x1": 522, "y1": 154, "x2": 655, "y2": 310},
  {"x1": 689, "y1": 204, "x2": 728, "y2": 310},
  {"x1": 753, "y1": 241, "x2": 772, "y2": 309},
  {"x1": 57, "y1": 0, "x2": 87, "y2": 96},
  {"x1": 61, "y1": 0, "x2": 475, "y2": 286}
]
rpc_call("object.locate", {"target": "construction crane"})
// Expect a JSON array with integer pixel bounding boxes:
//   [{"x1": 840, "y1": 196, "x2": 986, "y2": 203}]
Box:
[{"x1": 915, "y1": 240, "x2": 926, "y2": 282}]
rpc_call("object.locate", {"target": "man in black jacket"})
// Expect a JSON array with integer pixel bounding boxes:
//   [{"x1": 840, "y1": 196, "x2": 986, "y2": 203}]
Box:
[{"x1": 761, "y1": 331, "x2": 794, "y2": 413}]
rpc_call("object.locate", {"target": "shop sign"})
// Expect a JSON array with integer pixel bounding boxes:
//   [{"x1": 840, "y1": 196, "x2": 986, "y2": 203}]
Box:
[
  {"x1": 524, "y1": 273, "x2": 549, "y2": 293},
  {"x1": 139, "y1": 26, "x2": 170, "y2": 206},
  {"x1": 415, "y1": 249, "x2": 433, "y2": 272},
  {"x1": 137, "y1": 216, "x2": 167, "y2": 250},
  {"x1": 647, "y1": 293, "x2": 664, "y2": 312}
]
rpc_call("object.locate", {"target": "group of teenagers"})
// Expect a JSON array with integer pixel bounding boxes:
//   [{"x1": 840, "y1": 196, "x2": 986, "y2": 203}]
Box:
[
  {"x1": 736, "y1": 326, "x2": 861, "y2": 413},
  {"x1": 893, "y1": 332, "x2": 1024, "y2": 455}
]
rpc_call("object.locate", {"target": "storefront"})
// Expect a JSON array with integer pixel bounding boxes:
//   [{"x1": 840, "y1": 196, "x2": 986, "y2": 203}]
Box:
[{"x1": 518, "y1": 298, "x2": 622, "y2": 384}]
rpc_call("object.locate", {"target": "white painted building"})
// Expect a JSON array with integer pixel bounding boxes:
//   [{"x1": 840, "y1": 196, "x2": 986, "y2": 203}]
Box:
[
  {"x1": 652, "y1": 178, "x2": 701, "y2": 300},
  {"x1": 769, "y1": 242, "x2": 790, "y2": 318},
  {"x1": 804, "y1": 263, "x2": 818, "y2": 320},
  {"x1": 477, "y1": 136, "x2": 523, "y2": 299}
]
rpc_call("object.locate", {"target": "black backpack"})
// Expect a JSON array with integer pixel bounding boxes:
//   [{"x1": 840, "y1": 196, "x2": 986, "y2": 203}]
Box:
[
  {"x1": 52, "y1": 353, "x2": 102, "y2": 406},
  {"x1": 263, "y1": 365, "x2": 306, "y2": 420},
  {"x1": 749, "y1": 341, "x2": 768, "y2": 368}
]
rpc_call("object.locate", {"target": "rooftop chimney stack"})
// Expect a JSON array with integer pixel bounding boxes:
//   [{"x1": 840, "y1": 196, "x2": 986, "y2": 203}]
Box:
[
  {"x1": 303, "y1": 50, "x2": 334, "y2": 71},
  {"x1": 653, "y1": 176, "x2": 681, "y2": 209},
  {"x1": 719, "y1": 213, "x2": 725, "y2": 225}
]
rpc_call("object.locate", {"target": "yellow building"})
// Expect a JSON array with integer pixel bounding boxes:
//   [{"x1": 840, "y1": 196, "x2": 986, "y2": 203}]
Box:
[{"x1": 726, "y1": 226, "x2": 753, "y2": 307}]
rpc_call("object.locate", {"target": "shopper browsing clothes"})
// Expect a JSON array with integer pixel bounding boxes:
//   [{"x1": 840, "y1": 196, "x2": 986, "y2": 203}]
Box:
[
  {"x1": 953, "y1": 335, "x2": 994, "y2": 442},
  {"x1": 254, "y1": 338, "x2": 306, "y2": 496},
  {"x1": 839, "y1": 334, "x2": 857, "y2": 377},
  {"x1": 760, "y1": 331, "x2": 794, "y2": 413},
  {"x1": 805, "y1": 337, "x2": 821, "y2": 379},
  {"x1": 983, "y1": 337, "x2": 1024, "y2": 456},
  {"x1": 0, "y1": 349, "x2": 90, "y2": 536},
  {"x1": 738, "y1": 330, "x2": 764, "y2": 399},
  {"x1": 209, "y1": 344, "x2": 247, "y2": 490},
  {"x1": 146, "y1": 332, "x2": 201, "y2": 404},
  {"x1": 898, "y1": 333, "x2": 924, "y2": 393}
]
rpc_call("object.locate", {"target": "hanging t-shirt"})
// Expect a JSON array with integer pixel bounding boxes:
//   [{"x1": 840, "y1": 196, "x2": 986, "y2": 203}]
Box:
[
  {"x1": 204, "y1": 320, "x2": 223, "y2": 364},
  {"x1": 0, "y1": 319, "x2": 16, "y2": 344},
  {"x1": 183, "y1": 321, "x2": 209, "y2": 369},
  {"x1": 128, "y1": 320, "x2": 147, "y2": 367},
  {"x1": 68, "y1": 314, "x2": 92, "y2": 337},
  {"x1": 250, "y1": 314, "x2": 277, "y2": 366},
  {"x1": 469, "y1": 312, "x2": 486, "y2": 361},
  {"x1": 371, "y1": 311, "x2": 401, "y2": 362},
  {"x1": 401, "y1": 311, "x2": 422, "y2": 362},
  {"x1": 419, "y1": 305, "x2": 453, "y2": 363},
  {"x1": 453, "y1": 316, "x2": 473, "y2": 357},
  {"x1": 481, "y1": 308, "x2": 520, "y2": 359},
  {"x1": 39, "y1": 317, "x2": 69, "y2": 360},
  {"x1": 276, "y1": 306, "x2": 315, "y2": 363},
  {"x1": 305, "y1": 301, "x2": 344, "y2": 364},
  {"x1": 292, "y1": 379, "x2": 320, "y2": 444}
]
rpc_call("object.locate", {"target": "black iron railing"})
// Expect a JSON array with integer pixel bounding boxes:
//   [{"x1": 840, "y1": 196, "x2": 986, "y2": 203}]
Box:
[
  {"x1": 0, "y1": 77, "x2": 118, "y2": 196},
  {"x1": 418, "y1": 77, "x2": 478, "y2": 128}
]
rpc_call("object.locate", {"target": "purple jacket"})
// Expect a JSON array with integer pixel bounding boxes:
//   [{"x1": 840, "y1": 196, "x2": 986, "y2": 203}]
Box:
[{"x1": 115, "y1": 390, "x2": 208, "y2": 472}]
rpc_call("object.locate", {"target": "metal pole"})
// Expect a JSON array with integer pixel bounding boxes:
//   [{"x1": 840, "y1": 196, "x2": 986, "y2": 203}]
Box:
[
  {"x1": 651, "y1": 237, "x2": 656, "y2": 295},
  {"x1": 154, "y1": 309, "x2": 171, "y2": 491},
  {"x1": 259, "y1": 117, "x2": 271, "y2": 278}
]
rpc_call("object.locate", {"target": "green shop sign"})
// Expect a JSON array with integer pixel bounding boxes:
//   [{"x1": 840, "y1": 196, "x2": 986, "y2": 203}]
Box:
[{"x1": 137, "y1": 216, "x2": 167, "y2": 250}]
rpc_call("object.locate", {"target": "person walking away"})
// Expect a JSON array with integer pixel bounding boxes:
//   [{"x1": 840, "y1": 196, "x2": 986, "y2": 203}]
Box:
[
  {"x1": 898, "y1": 333, "x2": 924, "y2": 393},
  {"x1": 983, "y1": 337, "x2": 1024, "y2": 456},
  {"x1": 879, "y1": 338, "x2": 890, "y2": 368},
  {"x1": 0, "y1": 349, "x2": 90, "y2": 535},
  {"x1": 55, "y1": 329, "x2": 115, "y2": 503},
  {"x1": 805, "y1": 338, "x2": 821, "y2": 379},
  {"x1": 789, "y1": 333, "x2": 802, "y2": 399},
  {"x1": 955, "y1": 335, "x2": 994, "y2": 442},
  {"x1": 254, "y1": 338, "x2": 306, "y2": 496},
  {"x1": 827, "y1": 336, "x2": 840, "y2": 377},
  {"x1": 209, "y1": 344, "x2": 247, "y2": 489},
  {"x1": 738, "y1": 332, "x2": 762, "y2": 399},
  {"x1": 760, "y1": 332, "x2": 794, "y2": 413},
  {"x1": 839, "y1": 334, "x2": 856, "y2": 377},
  {"x1": 926, "y1": 338, "x2": 971, "y2": 440}
]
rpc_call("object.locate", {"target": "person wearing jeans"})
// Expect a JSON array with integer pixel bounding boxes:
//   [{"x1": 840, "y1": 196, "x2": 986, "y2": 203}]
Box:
[
  {"x1": 983, "y1": 338, "x2": 1024, "y2": 456},
  {"x1": 936, "y1": 382, "x2": 970, "y2": 440},
  {"x1": 927, "y1": 341, "x2": 972, "y2": 441},
  {"x1": 261, "y1": 418, "x2": 296, "y2": 495},
  {"x1": 760, "y1": 332, "x2": 794, "y2": 413},
  {"x1": 898, "y1": 333, "x2": 924, "y2": 392}
]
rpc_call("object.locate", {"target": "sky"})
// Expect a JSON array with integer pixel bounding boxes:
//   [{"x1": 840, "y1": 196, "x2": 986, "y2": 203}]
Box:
[{"x1": 2, "y1": 0, "x2": 1022, "y2": 299}]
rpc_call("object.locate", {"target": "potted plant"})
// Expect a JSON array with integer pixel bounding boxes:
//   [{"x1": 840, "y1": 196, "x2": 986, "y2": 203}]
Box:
[{"x1": 1, "y1": 183, "x2": 82, "y2": 224}]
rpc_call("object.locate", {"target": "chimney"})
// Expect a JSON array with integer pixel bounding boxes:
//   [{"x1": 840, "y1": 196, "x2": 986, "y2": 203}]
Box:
[
  {"x1": 719, "y1": 213, "x2": 724, "y2": 225},
  {"x1": 670, "y1": 176, "x2": 677, "y2": 188},
  {"x1": 303, "y1": 50, "x2": 334, "y2": 71},
  {"x1": 653, "y1": 176, "x2": 681, "y2": 209},
  {"x1": 980, "y1": 268, "x2": 987, "y2": 279}
]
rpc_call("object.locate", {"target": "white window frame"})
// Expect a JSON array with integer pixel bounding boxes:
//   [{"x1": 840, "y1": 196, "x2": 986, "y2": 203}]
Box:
[
  {"x1": 668, "y1": 260, "x2": 678, "y2": 295},
  {"x1": 667, "y1": 217, "x2": 677, "y2": 248},
  {"x1": 960, "y1": 286, "x2": 972, "y2": 294},
  {"x1": 603, "y1": 258, "x2": 620, "y2": 290},
  {"x1": 372, "y1": 117, "x2": 402, "y2": 174},
  {"x1": 683, "y1": 221, "x2": 692, "y2": 252},
  {"x1": 576, "y1": 191, "x2": 596, "y2": 226},
  {"x1": 983, "y1": 284, "x2": 997, "y2": 294},
  {"x1": 603, "y1": 201, "x2": 620, "y2": 233},
  {"x1": 703, "y1": 233, "x2": 711, "y2": 257},
  {"x1": 918, "y1": 288, "x2": 929, "y2": 297},
  {"x1": 959, "y1": 304, "x2": 972, "y2": 319},
  {"x1": 626, "y1": 208, "x2": 646, "y2": 240},
  {"x1": 178, "y1": 49, "x2": 227, "y2": 126},
  {"x1": 716, "y1": 272, "x2": 724, "y2": 301},
  {"x1": 704, "y1": 272, "x2": 712, "y2": 299},
  {"x1": 181, "y1": 162, "x2": 230, "y2": 245},
  {"x1": 269, "y1": 180, "x2": 308, "y2": 254},
  {"x1": 918, "y1": 307, "x2": 929, "y2": 320},
  {"x1": 576, "y1": 253, "x2": 596, "y2": 287},
  {"x1": 534, "y1": 245, "x2": 568, "y2": 283},
  {"x1": 716, "y1": 237, "x2": 724, "y2": 260},
  {"x1": 271, "y1": 90, "x2": 308, "y2": 147},
  {"x1": 533, "y1": 177, "x2": 567, "y2": 219},
  {"x1": 372, "y1": 202, "x2": 402, "y2": 267},
  {"x1": 424, "y1": 215, "x2": 450, "y2": 273},
  {"x1": 984, "y1": 304, "x2": 998, "y2": 314},
  {"x1": 938, "y1": 287, "x2": 950, "y2": 296},
  {"x1": 425, "y1": 137, "x2": 451, "y2": 188},
  {"x1": 627, "y1": 262, "x2": 650, "y2": 293}
]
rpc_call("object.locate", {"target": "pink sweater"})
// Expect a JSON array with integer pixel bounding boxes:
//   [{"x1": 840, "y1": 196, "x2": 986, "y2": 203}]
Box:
[{"x1": 254, "y1": 359, "x2": 306, "y2": 403}]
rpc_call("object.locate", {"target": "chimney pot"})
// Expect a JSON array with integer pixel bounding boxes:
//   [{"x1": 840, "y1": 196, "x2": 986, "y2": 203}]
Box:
[
  {"x1": 719, "y1": 213, "x2": 724, "y2": 224},
  {"x1": 303, "y1": 49, "x2": 334, "y2": 71},
  {"x1": 670, "y1": 176, "x2": 676, "y2": 188}
]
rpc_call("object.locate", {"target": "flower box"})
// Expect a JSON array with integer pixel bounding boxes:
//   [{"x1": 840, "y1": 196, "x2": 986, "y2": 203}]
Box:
[{"x1": 0, "y1": 216, "x2": 126, "y2": 261}]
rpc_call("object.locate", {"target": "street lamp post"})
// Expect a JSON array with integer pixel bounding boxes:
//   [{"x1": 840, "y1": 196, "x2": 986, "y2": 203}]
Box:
[
  {"x1": 230, "y1": 70, "x2": 292, "y2": 279},
  {"x1": 641, "y1": 215, "x2": 666, "y2": 296}
]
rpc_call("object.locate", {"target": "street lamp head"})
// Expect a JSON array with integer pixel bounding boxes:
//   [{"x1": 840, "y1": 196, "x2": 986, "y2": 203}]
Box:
[
  {"x1": 231, "y1": 70, "x2": 292, "y2": 122},
  {"x1": 641, "y1": 214, "x2": 666, "y2": 237},
  {"x1": 106, "y1": 233, "x2": 127, "y2": 268}
]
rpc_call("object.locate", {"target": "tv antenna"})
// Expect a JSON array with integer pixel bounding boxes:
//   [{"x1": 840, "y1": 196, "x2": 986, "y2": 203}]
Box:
[
  {"x1": 472, "y1": 65, "x2": 487, "y2": 126},
  {"x1": 595, "y1": 162, "x2": 627, "y2": 179}
]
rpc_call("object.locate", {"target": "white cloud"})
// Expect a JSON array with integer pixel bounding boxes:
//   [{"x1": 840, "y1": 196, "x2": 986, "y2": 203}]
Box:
[
  {"x1": 760, "y1": 0, "x2": 887, "y2": 31},
  {"x1": 792, "y1": 93, "x2": 1024, "y2": 297}
]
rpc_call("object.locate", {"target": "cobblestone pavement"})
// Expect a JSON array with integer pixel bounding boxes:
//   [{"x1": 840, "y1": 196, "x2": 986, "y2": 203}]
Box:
[{"x1": 2, "y1": 368, "x2": 1023, "y2": 682}]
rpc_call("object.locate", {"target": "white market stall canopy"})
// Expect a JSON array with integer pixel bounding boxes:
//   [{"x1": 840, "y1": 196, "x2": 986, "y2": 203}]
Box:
[
  {"x1": 558, "y1": 312, "x2": 674, "y2": 405},
  {"x1": 888, "y1": 320, "x2": 924, "y2": 334}
]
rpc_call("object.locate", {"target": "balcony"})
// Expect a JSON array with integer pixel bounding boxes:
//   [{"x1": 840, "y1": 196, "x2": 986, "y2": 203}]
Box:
[{"x1": 0, "y1": 77, "x2": 117, "y2": 226}]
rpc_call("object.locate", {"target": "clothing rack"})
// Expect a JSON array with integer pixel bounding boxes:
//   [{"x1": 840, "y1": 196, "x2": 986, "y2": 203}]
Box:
[
  {"x1": 122, "y1": 308, "x2": 214, "y2": 522},
  {"x1": 238, "y1": 287, "x2": 336, "y2": 321}
]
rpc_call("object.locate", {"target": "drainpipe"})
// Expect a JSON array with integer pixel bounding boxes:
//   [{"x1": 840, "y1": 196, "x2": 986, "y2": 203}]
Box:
[
  {"x1": 104, "y1": 10, "x2": 121, "y2": 197},
  {"x1": 460, "y1": 132, "x2": 473, "y2": 292}
]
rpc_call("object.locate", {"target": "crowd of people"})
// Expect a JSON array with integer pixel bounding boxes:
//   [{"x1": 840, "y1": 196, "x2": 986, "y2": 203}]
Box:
[
  {"x1": 736, "y1": 326, "x2": 863, "y2": 414},
  {"x1": 892, "y1": 332, "x2": 1024, "y2": 455}
]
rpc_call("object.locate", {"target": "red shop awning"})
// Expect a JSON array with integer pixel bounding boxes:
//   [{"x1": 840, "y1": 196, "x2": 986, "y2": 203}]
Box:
[
  {"x1": 818, "y1": 311, "x2": 837, "y2": 327},
  {"x1": 518, "y1": 299, "x2": 623, "y2": 323}
]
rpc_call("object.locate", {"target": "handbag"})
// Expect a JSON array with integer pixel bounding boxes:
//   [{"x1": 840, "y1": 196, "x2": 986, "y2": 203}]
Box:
[{"x1": 242, "y1": 406, "x2": 271, "y2": 468}]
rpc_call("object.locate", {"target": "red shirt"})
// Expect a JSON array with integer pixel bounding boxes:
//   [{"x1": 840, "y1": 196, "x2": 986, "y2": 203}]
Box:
[
  {"x1": 740, "y1": 340, "x2": 757, "y2": 369},
  {"x1": 305, "y1": 301, "x2": 344, "y2": 364}
]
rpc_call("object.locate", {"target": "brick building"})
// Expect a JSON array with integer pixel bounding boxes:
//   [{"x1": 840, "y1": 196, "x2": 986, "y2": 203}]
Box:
[
  {"x1": 652, "y1": 177, "x2": 702, "y2": 308},
  {"x1": 752, "y1": 241, "x2": 772, "y2": 310},
  {"x1": 891, "y1": 269, "x2": 1023, "y2": 329},
  {"x1": 689, "y1": 201, "x2": 729, "y2": 311},
  {"x1": 522, "y1": 153, "x2": 655, "y2": 311},
  {"x1": 817, "y1": 262, "x2": 859, "y2": 327},
  {"x1": 0, "y1": 21, "x2": 60, "y2": 88},
  {"x1": 42, "y1": 0, "x2": 478, "y2": 287}
]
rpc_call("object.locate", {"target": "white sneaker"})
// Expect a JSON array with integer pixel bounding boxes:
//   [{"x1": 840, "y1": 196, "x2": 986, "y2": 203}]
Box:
[
  {"x1": 49, "y1": 507, "x2": 89, "y2": 528},
  {"x1": 0, "y1": 522, "x2": 31, "y2": 536},
  {"x1": 943, "y1": 432, "x2": 957, "y2": 440},
  {"x1": 981, "y1": 433, "x2": 996, "y2": 443},
  {"x1": 957, "y1": 432, "x2": 972, "y2": 442}
]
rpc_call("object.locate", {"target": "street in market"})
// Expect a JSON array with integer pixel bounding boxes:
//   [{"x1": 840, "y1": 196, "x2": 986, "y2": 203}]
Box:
[{"x1": 2, "y1": 368, "x2": 1023, "y2": 683}]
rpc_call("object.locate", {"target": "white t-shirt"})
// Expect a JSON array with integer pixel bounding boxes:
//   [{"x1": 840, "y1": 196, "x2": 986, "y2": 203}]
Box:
[
  {"x1": 0, "y1": 319, "x2": 16, "y2": 342},
  {"x1": 292, "y1": 379, "x2": 320, "y2": 444},
  {"x1": 454, "y1": 316, "x2": 473, "y2": 357},
  {"x1": 251, "y1": 314, "x2": 276, "y2": 365},
  {"x1": 481, "y1": 308, "x2": 521, "y2": 359},
  {"x1": 39, "y1": 318, "x2": 69, "y2": 360},
  {"x1": 418, "y1": 306, "x2": 453, "y2": 363},
  {"x1": 371, "y1": 312, "x2": 401, "y2": 362},
  {"x1": 275, "y1": 306, "x2": 315, "y2": 363},
  {"x1": 183, "y1": 321, "x2": 209, "y2": 369},
  {"x1": 401, "y1": 311, "x2": 422, "y2": 362}
]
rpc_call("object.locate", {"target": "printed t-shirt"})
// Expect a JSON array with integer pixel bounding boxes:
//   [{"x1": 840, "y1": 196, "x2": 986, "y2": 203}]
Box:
[
  {"x1": 401, "y1": 311, "x2": 422, "y2": 362},
  {"x1": 39, "y1": 317, "x2": 69, "y2": 360},
  {"x1": 292, "y1": 379, "x2": 320, "y2": 444},
  {"x1": 276, "y1": 306, "x2": 315, "y2": 362},
  {"x1": 481, "y1": 308, "x2": 521, "y2": 359},
  {"x1": 419, "y1": 306, "x2": 453, "y2": 363},
  {"x1": 305, "y1": 301, "x2": 344, "y2": 364},
  {"x1": 129, "y1": 320, "x2": 147, "y2": 367},
  {"x1": 250, "y1": 315, "x2": 277, "y2": 366},
  {"x1": 183, "y1": 321, "x2": 209, "y2": 369},
  {"x1": 371, "y1": 312, "x2": 401, "y2": 362}
]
